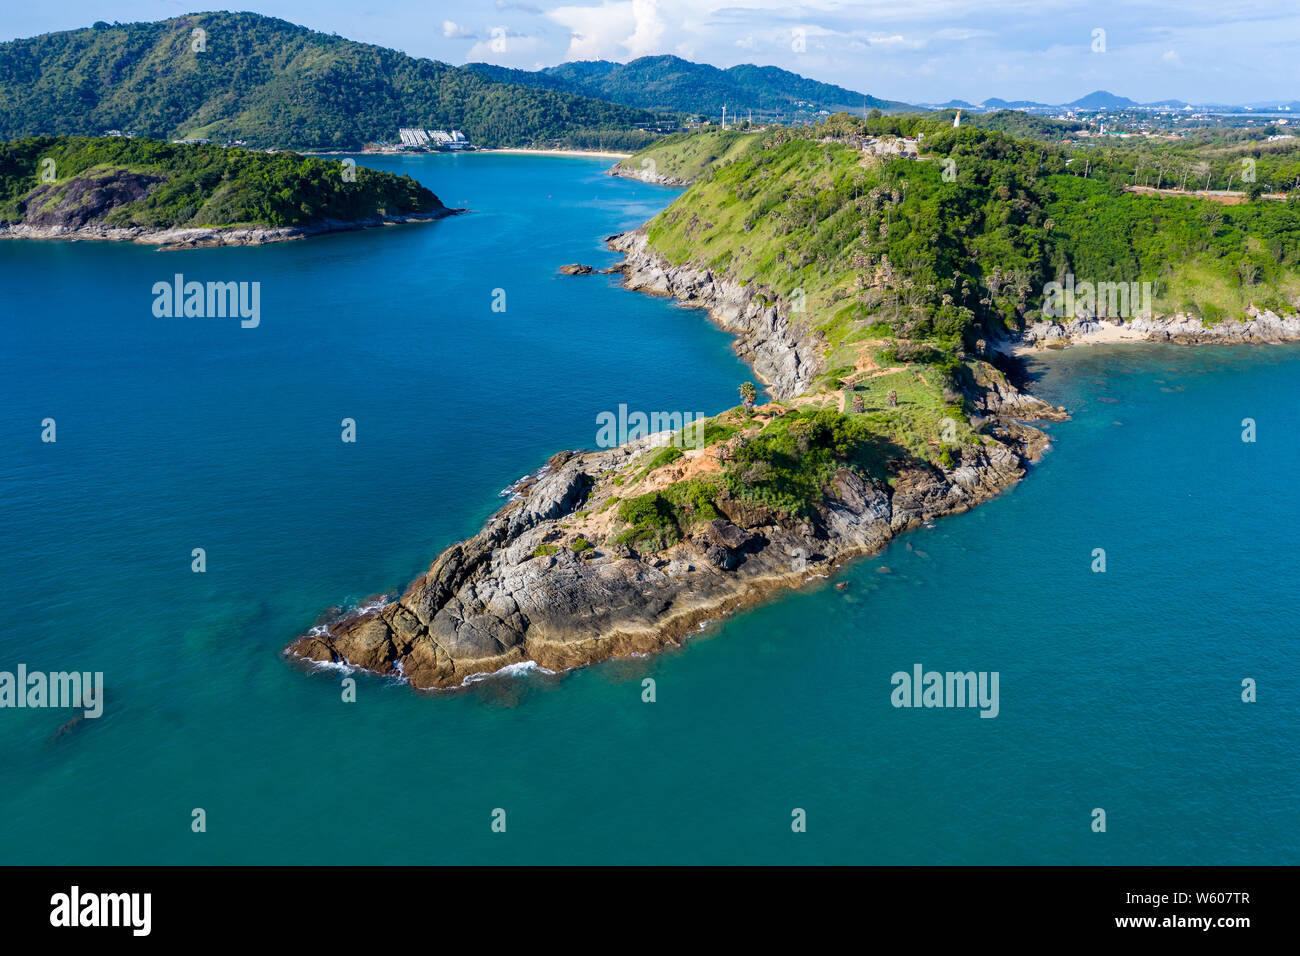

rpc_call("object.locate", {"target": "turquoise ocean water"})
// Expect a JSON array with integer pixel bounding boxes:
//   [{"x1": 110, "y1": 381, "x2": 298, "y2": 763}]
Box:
[{"x1": 0, "y1": 154, "x2": 1296, "y2": 864}]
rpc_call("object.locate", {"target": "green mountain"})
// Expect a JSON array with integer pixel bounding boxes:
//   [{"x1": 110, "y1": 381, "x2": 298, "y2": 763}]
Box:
[
  {"x1": 466, "y1": 55, "x2": 911, "y2": 118},
  {"x1": 0, "y1": 13, "x2": 660, "y2": 151},
  {"x1": 1066, "y1": 90, "x2": 1142, "y2": 110}
]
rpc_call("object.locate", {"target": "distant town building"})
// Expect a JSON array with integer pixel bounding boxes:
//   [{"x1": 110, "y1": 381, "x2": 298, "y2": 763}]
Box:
[{"x1": 397, "y1": 128, "x2": 470, "y2": 150}]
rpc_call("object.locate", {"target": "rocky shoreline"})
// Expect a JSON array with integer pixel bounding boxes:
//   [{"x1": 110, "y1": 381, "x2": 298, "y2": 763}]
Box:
[
  {"x1": 606, "y1": 163, "x2": 693, "y2": 187},
  {"x1": 0, "y1": 208, "x2": 462, "y2": 250},
  {"x1": 283, "y1": 229, "x2": 1068, "y2": 691},
  {"x1": 606, "y1": 230, "x2": 819, "y2": 399},
  {"x1": 1009, "y1": 309, "x2": 1300, "y2": 353}
]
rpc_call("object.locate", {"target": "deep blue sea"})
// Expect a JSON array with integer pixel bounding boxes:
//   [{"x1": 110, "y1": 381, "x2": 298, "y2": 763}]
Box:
[{"x1": 1, "y1": 153, "x2": 1296, "y2": 864}]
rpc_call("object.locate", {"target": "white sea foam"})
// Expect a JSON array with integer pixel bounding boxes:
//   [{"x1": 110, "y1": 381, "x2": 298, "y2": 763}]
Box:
[
  {"x1": 352, "y1": 596, "x2": 390, "y2": 616},
  {"x1": 459, "y1": 660, "x2": 556, "y2": 686},
  {"x1": 305, "y1": 657, "x2": 357, "y2": 675},
  {"x1": 499, "y1": 466, "x2": 547, "y2": 501}
]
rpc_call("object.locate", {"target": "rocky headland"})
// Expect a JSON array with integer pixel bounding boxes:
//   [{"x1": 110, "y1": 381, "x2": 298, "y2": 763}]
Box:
[
  {"x1": 284, "y1": 227, "x2": 1067, "y2": 690},
  {"x1": 606, "y1": 163, "x2": 693, "y2": 187},
  {"x1": 0, "y1": 158, "x2": 459, "y2": 249},
  {"x1": 286, "y1": 413, "x2": 1053, "y2": 689},
  {"x1": 286, "y1": 212, "x2": 1300, "y2": 692}
]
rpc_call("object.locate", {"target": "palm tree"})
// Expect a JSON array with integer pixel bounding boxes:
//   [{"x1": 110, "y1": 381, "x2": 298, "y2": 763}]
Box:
[{"x1": 739, "y1": 382, "x2": 757, "y2": 414}]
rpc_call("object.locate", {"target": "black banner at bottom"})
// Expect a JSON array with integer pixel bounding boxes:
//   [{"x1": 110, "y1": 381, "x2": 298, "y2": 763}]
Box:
[{"x1": 0, "y1": 865, "x2": 1282, "y2": 940}]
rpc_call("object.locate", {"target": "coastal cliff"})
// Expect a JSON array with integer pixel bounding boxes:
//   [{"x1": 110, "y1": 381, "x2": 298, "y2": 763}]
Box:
[{"x1": 608, "y1": 230, "x2": 818, "y2": 399}]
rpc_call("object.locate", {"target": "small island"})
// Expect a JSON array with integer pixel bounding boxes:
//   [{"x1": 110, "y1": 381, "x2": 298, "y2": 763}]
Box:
[{"x1": 0, "y1": 136, "x2": 459, "y2": 248}]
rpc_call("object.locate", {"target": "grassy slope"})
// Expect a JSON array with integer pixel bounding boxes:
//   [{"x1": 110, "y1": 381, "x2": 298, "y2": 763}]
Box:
[
  {"x1": 641, "y1": 133, "x2": 976, "y2": 457},
  {"x1": 612, "y1": 129, "x2": 762, "y2": 182},
  {"x1": 595, "y1": 117, "x2": 1300, "y2": 547},
  {"x1": 634, "y1": 118, "x2": 1300, "y2": 341}
]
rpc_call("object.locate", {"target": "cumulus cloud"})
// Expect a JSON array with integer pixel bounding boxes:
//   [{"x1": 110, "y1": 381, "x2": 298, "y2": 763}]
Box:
[
  {"x1": 628, "y1": 0, "x2": 667, "y2": 55},
  {"x1": 442, "y1": 21, "x2": 475, "y2": 39},
  {"x1": 548, "y1": 0, "x2": 667, "y2": 60}
]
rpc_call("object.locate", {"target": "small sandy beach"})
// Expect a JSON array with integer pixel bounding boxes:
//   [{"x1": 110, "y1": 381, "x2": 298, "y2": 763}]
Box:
[{"x1": 1005, "y1": 321, "x2": 1148, "y2": 356}]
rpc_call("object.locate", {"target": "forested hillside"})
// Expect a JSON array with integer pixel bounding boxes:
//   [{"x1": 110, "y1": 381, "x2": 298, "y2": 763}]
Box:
[
  {"x1": 0, "y1": 13, "x2": 659, "y2": 151},
  {"x1": 467, "y1": 55, "x2": 910, "y2": 117},
  {"x1": 0, "y1": 136, "x2": 443, "y2": 229}
]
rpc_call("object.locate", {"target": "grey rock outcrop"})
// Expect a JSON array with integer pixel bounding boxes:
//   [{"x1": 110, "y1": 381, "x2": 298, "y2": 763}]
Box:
[
  {"x1": 286, "y1": 410, "x2": 1047, "y2": 689},
  {"x1": 608, "y1": 230, "x2": 819, "y2": 400},
  {"x1": 1017, "y1": 308, "x2": 1300, "y2": 348}
]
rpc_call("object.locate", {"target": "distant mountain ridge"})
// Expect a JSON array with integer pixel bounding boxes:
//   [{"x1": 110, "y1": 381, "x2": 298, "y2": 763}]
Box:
[
  {"x1": 926, "y1": 89, "x2": 1300, "y2": 113},
  {"x1": 465, "y1": 55, "x2": 912, "y2": 117},
  {"x1": 0, "y1": 12, "x2": 660, "y2": 150}
]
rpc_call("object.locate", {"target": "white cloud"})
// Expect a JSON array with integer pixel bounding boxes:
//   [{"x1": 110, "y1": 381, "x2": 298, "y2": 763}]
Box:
[
  {"x1": 442, "y1": 20, "x2": 475, "y2": 39},
  {"x1": 628, "y1": 0, "x2": 667, "y2": 55},
  {"x1": 547, "y1": 0, "x2": 667, "y2": 60},
  {"x1": 461, "y1": 0, "x2": 1297, "y2": 102}
]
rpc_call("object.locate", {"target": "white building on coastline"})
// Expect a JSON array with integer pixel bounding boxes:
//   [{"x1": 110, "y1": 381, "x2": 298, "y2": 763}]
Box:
[{"x1": 396, "y1": 128, "x2": 470, "y2": 150}]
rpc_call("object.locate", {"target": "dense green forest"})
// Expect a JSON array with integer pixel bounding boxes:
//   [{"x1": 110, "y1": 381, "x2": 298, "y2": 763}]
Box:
[
  {"x1": 467, "y1": 55, "x2": 910, "y2": 118},
  {"x1": 0, "y1": 13, "x2": 658, "y2": 150},
  {"x1": 0, "y1": 136, "x2": 443, "y2": 228}
]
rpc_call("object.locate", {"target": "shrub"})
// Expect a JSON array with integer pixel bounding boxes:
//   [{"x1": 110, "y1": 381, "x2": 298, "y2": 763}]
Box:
[{"x1": 722, "y1": 408, "x2": 882, "y2": 515}]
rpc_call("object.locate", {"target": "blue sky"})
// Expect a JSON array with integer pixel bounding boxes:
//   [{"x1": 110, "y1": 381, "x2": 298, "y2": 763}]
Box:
[{"x1": 4, "y1": 2, "x2": 1297, "y2": 104}]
